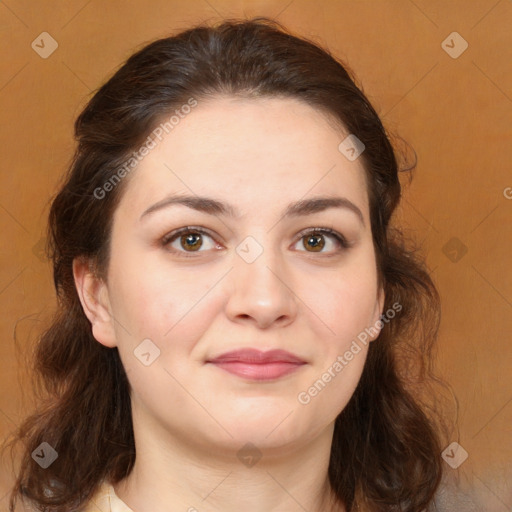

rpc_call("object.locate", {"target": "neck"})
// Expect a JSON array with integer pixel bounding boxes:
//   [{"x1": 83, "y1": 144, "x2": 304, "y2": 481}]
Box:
[{"x1": 113, "y1": 409, "x2": 345, "y2": 512}]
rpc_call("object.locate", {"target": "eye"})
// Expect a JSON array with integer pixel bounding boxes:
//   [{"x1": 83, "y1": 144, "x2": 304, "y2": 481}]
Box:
[
  {"x1": 161, "y1": 226, "x2": 350, "y2": 258},
  {"x1": 293, "y1": 228, "x2": 349, "y2": 255},
  {"x1": 161, "y1": 226, "x2": 221, "y2": 257}
]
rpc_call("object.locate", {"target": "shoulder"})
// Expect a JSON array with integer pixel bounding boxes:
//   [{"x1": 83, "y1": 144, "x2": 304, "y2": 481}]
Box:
[
  {"x1": 428, "y1": 471, "x2": 481, "y2": 512},
  {"x1": 14, "y1": 481, "x2": 115, "y2": 512},
  {"x1": 81, "y1": 480, "x2": 135, "y2": 512},
  {"x1": 79, "y1": 480, "x2": 113, "y2": 512}
]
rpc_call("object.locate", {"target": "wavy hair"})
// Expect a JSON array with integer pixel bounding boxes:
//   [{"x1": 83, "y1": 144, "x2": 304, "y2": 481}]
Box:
[{"x1": 3, "y1": 17, "x2": 452, "y2": 512}]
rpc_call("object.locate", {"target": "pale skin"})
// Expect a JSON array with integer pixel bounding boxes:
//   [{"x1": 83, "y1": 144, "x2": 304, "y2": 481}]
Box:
[{"x1": 74, "y1": 96, "x2": 385, "y2": 512}]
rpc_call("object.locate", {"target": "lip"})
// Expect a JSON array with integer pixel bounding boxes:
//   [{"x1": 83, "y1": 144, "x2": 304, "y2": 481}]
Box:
[
  {"x1": 208, "y1": 349, "x2": 306, "y2": 364},
  {"x1": 206, "y1": 349, "x2": 306, "y2": 381}
]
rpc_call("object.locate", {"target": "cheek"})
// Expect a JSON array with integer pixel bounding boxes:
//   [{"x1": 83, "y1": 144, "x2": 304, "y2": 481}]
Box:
[
  {"x1": 303, "y1": 259, "x2": 379, "y2": 347},
  {"x1": 108, "y1": 255, "x2": 221, "y2": 349}
]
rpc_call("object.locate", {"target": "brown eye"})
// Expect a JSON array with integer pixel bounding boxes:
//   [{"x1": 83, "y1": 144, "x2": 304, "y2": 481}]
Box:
[
  {"x1": 303, "y1": 234, "x2": 325, "y2": 252},
  {"x1": 180, "y1": 232, "x2": 203, "y2": 251},
  {"x1": 162, "y1": 227, "x2": 219, "y2": 257},
  {"x1": 294, "y1": 228, "x2": 349, "y2": 255}
]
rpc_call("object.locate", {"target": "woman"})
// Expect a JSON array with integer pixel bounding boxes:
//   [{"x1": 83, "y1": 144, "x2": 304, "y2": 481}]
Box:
[{"x1": 4, "y1": 17, "x2": 450, "y2": 512}]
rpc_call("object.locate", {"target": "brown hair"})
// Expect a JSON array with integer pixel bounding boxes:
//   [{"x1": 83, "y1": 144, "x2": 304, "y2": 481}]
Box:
[{"x1": 3, "y1": 17, "x2": 451, "y2": 512}]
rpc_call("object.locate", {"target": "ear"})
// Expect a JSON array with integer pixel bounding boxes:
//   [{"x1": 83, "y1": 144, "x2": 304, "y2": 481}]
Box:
[
  {"x1": 369, "y1": 285, "x2": 386, "y2": 342},
  {"x1": 73, "y1": 256, "x2": 117, "y2": 348}
]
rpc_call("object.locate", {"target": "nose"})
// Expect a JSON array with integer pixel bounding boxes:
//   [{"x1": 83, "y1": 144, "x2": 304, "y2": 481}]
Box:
[{"x1": 224, "y1": 245, "x2": 298, "y2": 329}]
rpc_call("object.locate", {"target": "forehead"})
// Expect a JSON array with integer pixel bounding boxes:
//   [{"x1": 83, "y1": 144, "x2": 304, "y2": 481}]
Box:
[{"x1": 117, "y1": 95, "x2": 369, "y2": 219}]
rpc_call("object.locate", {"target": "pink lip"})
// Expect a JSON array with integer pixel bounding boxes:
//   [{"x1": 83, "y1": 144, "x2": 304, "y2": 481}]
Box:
[{"x1": 207, "y1": 349, "x2": 306, "y2": 381}]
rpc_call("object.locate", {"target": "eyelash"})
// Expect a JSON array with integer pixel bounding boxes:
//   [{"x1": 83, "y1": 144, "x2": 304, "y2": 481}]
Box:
[{"x1": 160, "y1": 226, "x2": 350, "y2": 259}]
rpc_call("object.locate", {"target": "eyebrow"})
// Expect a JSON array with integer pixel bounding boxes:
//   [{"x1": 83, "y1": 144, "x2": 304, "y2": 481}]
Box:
[{"x1": 140, "y1": 194, "x2": 365, "y2": 226}]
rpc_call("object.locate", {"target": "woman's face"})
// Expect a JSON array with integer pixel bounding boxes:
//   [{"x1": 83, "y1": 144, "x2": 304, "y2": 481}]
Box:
[{"x1": 82, "y1": 95, "x2": 384, "y2": 456}]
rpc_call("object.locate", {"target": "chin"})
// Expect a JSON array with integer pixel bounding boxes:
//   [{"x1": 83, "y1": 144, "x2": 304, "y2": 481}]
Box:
[{"x1": 212, "y1": 411, "x2": 315, "y2": 450}]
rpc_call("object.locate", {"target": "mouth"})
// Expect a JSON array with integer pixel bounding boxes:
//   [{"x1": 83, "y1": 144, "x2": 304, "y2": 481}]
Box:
[{"x1": 206, "y1": 349, "x2": 307, "y2": 381}]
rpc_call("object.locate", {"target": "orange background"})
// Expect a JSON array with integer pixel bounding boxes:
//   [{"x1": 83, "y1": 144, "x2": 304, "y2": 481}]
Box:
[{"x1": 1, "y1": 1, "x2": 511, "y2": 510}]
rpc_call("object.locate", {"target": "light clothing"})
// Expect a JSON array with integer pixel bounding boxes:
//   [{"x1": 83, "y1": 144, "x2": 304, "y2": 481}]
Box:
[
  {"x1": 78, "y1": 473, "x2": 481, "y2": 512},
  {"x1": 81, "y1": 480, "x2": 134, "y2": 512}
]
